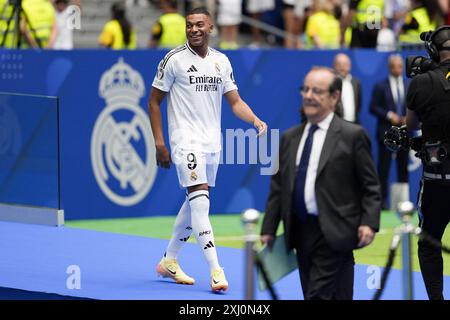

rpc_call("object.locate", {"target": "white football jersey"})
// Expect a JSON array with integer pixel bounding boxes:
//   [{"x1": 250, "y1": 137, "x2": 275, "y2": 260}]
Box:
[{"x1": 152, "y1": 43, "x2": 238, "y2": 153}]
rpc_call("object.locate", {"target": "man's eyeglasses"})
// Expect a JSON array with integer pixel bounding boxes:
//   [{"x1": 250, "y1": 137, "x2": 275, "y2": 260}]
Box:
[{"x1": 299, "y1": 86, "x2": 329, "y2": 96}]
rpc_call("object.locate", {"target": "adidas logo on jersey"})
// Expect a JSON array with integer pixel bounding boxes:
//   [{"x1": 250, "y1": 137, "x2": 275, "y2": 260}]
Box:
[
  {"x1": 204, "y1": 241, "x2": 215, "y2": 250},
  {"x1": 187, "y1": 65, "x2": 198, "y2": 73}
]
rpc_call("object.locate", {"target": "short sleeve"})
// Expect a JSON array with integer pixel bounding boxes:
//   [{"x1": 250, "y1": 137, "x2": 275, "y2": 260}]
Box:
[
  {"x1": 222, "y1": 56, "x2": 238, "y2": 94},
  {"x1": 98, "y1": 22, "x2": 114, "y2": 47},
  {"x1": 151, "y1": 21, "x2": 163, "y2": 40},
  {"x1": 152, "y1": 55, "x2": 175, "y2": 92},
  {"x1": 305, "y1": 15, "x2": 318, "y2": 37}
]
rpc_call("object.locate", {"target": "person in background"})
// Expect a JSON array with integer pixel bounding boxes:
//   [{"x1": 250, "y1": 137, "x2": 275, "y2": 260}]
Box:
[
  {"x1": 282, "y1": 0, "x2": 301, "y2": 48},
  {"x1": 406, "y1": 26, "x2": 450, "y2": 300},
  {"x1": 21, "y1": 0, "x2": 58, "y2": 49},
  {"x1": 377, "y1": 17, "x2": 397, "y2": 51},
  {"x1": 217, "y1": 0, "x2": 241, "y2": 49},
  {"x1": 245, "y1": 0, "x2": 275, "y2": 48},
  {"x1": 293, "y1": 0, "x2": 313, "y2": 48},
  {"x1": 53, "y1": 0, "x2": 74, "y2": 49},
  {"x1": 399, "y1": 0, "x2": 440, "y2": 46},
  {"x1": 369, "y1": 55, "x2": 409, "y2": 210},
  {"x1": 305, "y1": 0, "x2": 340, "y2": 49},
  {"x1": 343, "y1": 0, "x2": 385, "y2": 48},
  {"x1": 333, "y1": 53, "x2": 362, "y2": 124},
  {"x1": 149, "y1": 0, "x2": 186, "y2": 49},
  {"x1": 98, "y1": 1, "x2": 136, "y2": 49},
  {"x1": 384, "y1": 0, "x2": 410, "y2": 35}
]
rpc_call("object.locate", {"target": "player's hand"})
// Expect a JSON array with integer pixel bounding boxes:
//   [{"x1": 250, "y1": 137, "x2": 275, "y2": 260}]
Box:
[
  {"x1": 156, "y1": 144, "x2": 172, "y2": 169},
  {"x1": 254, "y1": 118, "x2": 268, "y2": 137},
  {"x1": 357, "y1": 225, "x2": 375, "y2": 248}
]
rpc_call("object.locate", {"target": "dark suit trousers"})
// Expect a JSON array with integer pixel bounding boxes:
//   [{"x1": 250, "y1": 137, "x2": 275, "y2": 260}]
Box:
[
  {"x1": 378, "y1": 140, "x2": 409, "y2": 205},
  {"x1": 294, "y1": 215, "x2": 355, "y2": 300}
]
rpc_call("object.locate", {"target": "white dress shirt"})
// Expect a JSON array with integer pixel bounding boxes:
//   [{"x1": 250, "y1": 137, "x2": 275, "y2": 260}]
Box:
[
  {"x1": 295, "y1": 112, "x2": 334, "y2": 216},
  {"x1": 341, "y1": 75, "x2": 356, "y2": 122}
]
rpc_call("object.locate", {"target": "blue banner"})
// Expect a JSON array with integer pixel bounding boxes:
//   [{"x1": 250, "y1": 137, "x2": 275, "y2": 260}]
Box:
[{"x1": 0, "y1": 49, "x2": 424, "y2": 220}]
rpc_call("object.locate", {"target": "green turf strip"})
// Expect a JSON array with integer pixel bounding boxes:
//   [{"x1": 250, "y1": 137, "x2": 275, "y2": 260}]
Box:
[{"x1": 66, "y1": 211, "x2": 450, "y2": 275}]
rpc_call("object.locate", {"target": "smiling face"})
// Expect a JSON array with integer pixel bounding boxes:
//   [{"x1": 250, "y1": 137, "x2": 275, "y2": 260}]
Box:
[
  {"x1": 301, "y1": 69, "x2": 340, "y2": 124},
  {"x1": 186, "y1": 13, "x2": 213, "y2": 49}
]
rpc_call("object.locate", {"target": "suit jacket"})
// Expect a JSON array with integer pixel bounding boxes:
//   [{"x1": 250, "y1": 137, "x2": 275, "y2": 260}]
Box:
[
  {"x1": 351, "y1": 77, "x2": 362, "y2": 122},
  {"x1": 261, "y1": 115, "x2": 381, "y2": 253},
  {"x1": 369, "y1": 78, "x2": 407, "y2": 141}
]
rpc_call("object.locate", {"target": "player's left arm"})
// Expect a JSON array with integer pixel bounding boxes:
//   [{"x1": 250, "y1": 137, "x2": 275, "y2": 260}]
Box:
[{"x1": 224, "y1": 89, "x2": 267, "y2": 136}]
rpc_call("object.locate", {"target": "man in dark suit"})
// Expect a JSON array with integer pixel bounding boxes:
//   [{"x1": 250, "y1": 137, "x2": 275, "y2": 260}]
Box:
[
  {"x1": 261, "y1": 67, "x2": 381, "y2": 300},
  {"x1": 333, "y1": 53, "x2": 362, "y2": 123},
  {"x1": 369, "y1": 54, "x2": 409, "y2": 210}
]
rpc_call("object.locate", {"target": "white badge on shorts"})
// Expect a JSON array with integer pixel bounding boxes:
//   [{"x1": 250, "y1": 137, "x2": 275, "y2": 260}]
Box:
[{"x1": 91, "y1": 58, "x2": 157, "y2": 206}]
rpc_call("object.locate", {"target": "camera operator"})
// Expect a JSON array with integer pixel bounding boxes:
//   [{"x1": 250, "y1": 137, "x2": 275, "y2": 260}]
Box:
[{"x1": 406, "y1": 25, "x2": 450, "y2": 300}]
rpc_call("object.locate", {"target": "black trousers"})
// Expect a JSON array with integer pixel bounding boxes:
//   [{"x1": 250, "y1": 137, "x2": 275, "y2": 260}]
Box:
[
  {"x1": 378, "y1": 140, "x2": 409, "y2": 207},
  {"x1": 418, "y1": 180, "x2": 450, "y2": 300},
  {"x1": 294, "y1": 216, "x2": 354, "y2": 300}
]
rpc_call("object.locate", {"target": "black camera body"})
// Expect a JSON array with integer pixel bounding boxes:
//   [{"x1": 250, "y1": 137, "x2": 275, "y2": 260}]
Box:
[
  {"x1": 384, "y1": 125, "x2": 450, "y2": 166},
  {"x1": 405, "y1": 55, "x2": 438, "y2": 78},
  {"x1": 384, "y1": 125, "x2": 423, "y2": 154}
]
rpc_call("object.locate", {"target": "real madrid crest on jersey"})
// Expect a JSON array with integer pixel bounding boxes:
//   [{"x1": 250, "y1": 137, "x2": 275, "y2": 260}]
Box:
[{"x1": 91, "y1": 58, "x2": 157, "y2": 206}]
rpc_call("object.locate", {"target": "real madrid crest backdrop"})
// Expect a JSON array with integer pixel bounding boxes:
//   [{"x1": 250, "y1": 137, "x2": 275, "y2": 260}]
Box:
[{"x1": 0, "y1": 50, "x2": 423, "y2": 219}]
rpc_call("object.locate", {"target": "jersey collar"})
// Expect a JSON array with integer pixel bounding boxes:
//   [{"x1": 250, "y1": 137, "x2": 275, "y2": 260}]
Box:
[{"x1": 186, "y1": 42, "x2": 210, "y2": 57}]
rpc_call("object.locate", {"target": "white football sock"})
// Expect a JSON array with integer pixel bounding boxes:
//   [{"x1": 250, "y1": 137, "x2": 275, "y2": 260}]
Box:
[
  {"x1": 164, "y1": 194, "x2": 192, "y2": 259},
  {"x1": 188, "y1": 190, "x2": 221, "y2": 271}
]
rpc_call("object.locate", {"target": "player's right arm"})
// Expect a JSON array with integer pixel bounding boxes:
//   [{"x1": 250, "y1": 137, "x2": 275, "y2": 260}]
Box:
[
  {"x1": 150, "y1": 50, "x2": 178, "y2": 168},
  {"x1": 148, "y1": 87, "x2": 171, "y2": 168}
]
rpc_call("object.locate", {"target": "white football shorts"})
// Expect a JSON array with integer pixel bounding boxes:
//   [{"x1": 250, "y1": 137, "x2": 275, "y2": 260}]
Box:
[{"x1": 172, "y1": 149, "x2": 220, "y2": 188}]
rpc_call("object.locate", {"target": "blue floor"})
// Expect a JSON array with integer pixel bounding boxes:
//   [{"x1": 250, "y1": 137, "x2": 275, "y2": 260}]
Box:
[{"x1": 0, "y1": 221, "x2": 448, "y2": 300}]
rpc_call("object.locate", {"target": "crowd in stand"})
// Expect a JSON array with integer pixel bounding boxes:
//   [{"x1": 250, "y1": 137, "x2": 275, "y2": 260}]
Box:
[
  {"x1": 1, "y1": 0, "x2": 449, "y2": 50},
  {"x1": 0, "y1": 0, "x2": 79, "y2": 49},
  {"x1": 146, "y1": 0, "x2": 450, "y2": 51}
]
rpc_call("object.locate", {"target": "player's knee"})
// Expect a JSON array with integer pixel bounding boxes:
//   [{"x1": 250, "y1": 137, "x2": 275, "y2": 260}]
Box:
[
  {"x1": 188, "y1": 190, "x2": 210, "y2": 215},
  {"x1": 187, "y1": 183, "x2": 209, "y2": 194}
]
